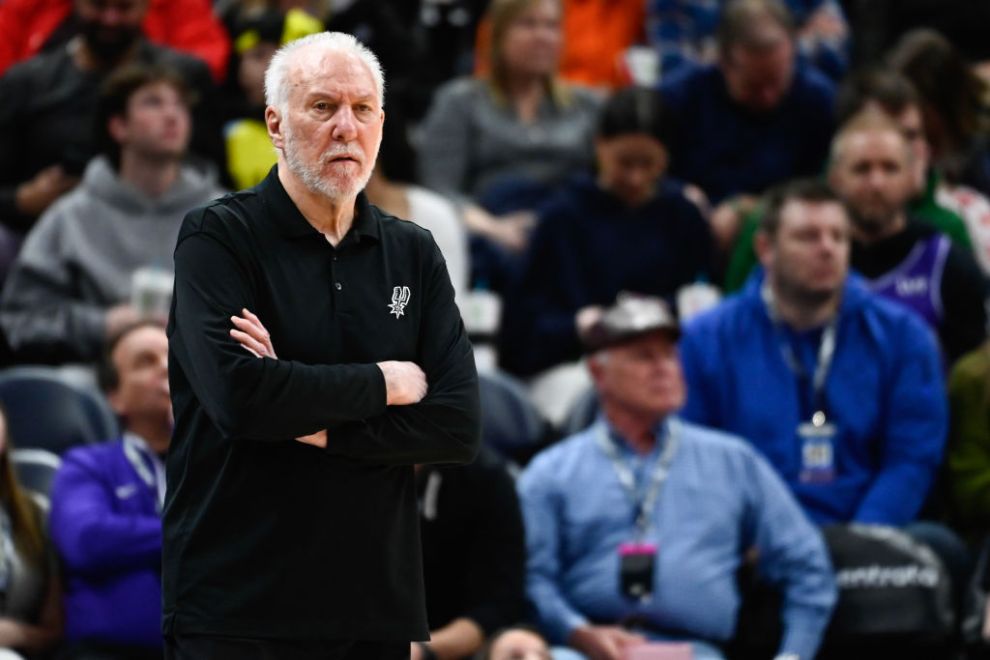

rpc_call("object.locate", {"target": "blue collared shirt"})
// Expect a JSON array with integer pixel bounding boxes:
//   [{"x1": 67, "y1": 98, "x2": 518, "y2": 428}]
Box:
[{"x1": 518, "y1": 417, "x2": 836, "y2": 659}]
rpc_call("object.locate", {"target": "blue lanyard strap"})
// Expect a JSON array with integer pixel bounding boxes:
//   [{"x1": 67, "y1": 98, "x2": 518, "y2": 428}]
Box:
[
  {"x1": 596, "y1": 419, "x2": 680, "y2": 538},
  {"x1": 761, "y1": 282, "x2": 838, "y2": 421}
]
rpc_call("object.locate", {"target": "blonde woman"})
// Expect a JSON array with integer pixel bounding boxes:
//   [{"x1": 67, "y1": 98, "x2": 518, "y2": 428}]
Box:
[{"x1": 419, "y1": 0, "x2": 602, "y2": 253}]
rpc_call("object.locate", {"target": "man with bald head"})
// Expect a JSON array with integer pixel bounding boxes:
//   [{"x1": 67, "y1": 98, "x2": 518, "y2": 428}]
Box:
[
  {"x1": 164, "y1": 32, "x2": 480, "y2": 659},
  {"x1": 828, "y1": 110, "x2": 988, "y2": 363}
]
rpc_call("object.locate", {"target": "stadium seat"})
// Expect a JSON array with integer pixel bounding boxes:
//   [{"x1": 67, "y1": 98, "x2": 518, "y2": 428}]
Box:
[
  {"x1": 478, "y1": 369, "x2": 550, "y2": 466},
  {"x1": 0, "y1": 366, "x2": 118, "y2": 455},
  {"x1": 560, "y1": 386, "x2": 599, "y2": 437},
  {"x1": 11, "y1": 448, "x2": 61, "y2": 512}
]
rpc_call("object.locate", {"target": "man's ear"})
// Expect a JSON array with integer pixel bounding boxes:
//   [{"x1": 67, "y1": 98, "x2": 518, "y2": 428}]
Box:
[
  {"x1": 107, "y1": 116, "x2": 128, "y2": 146},
  {"x1": 106, "y1": 387, "x2": 125, "y2": 417},
  {"x1": 754, "y1": 229, "x2": 774, "y2": 270},
  {"x1": 586, "y1": 352, "x2": 607, "y2": 389},
  {"x1": 266, "y1": 106, "x2": 284, "y2": 150}
]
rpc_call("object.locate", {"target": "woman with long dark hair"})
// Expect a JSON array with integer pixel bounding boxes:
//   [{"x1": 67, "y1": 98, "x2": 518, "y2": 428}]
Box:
[{"x1": 0, "y1": 405, "x2": 61, "y2": 657}]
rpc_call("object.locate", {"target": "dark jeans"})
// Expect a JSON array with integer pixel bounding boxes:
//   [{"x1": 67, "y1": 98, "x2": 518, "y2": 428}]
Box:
[{"x1": 164, "y1": 635, "x2": 408, "y2": 660}]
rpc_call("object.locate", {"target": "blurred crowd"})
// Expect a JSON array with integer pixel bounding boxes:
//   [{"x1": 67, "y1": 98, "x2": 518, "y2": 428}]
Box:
[{"x1": 0, "y1": 0, "x2": 988, "y2": 659}]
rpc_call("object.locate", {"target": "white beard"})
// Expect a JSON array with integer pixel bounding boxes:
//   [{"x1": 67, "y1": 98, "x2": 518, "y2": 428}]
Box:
[{"x1": 282, "y1": 123, "x2": 374, "y2": 201}]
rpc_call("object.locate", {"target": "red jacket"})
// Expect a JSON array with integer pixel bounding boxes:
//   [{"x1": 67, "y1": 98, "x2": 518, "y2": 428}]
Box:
[{"x1": 0, "y1": 0, "x2": 230, "y2": 81}]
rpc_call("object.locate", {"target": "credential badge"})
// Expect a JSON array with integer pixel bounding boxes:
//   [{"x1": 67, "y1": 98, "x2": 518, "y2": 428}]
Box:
[{"x1": 388, "y1": 286, "x2": 411, "y2": 318}]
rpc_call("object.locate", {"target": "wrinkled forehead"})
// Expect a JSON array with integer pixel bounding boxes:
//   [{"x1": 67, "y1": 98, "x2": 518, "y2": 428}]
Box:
[{"x1": 286, "y1": 47, "x2": 379, "y2": 105}]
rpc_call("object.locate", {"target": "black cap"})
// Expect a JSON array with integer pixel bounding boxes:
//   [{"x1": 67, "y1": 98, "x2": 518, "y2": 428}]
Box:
[{"x1": 579, "y1": 293, "x2": 680, "y2": 353}]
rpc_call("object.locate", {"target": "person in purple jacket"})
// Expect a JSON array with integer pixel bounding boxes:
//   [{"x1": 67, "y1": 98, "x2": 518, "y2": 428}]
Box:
[{"x1": 49, "y1": 320, "x2": 170, "y2": 660}]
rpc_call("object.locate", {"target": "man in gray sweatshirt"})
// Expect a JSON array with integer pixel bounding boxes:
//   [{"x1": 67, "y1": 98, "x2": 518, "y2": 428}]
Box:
[{"x1": 0, "y1": 63, "x2": 224, "y2": 364}]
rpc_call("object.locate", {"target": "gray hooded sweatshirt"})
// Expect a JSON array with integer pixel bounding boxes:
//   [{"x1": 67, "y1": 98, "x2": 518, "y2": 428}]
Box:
[{"x1": 0, "y1": 156, "x2": 224, "y2": 362}]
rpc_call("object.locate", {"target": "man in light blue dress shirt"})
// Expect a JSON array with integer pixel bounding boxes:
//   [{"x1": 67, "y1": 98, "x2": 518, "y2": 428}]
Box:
[{"x1": 518, "y1": 295, "x2": 836, "y2": 660}]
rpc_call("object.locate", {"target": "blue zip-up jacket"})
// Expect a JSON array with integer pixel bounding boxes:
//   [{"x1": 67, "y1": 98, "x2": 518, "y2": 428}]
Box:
[
  {"x1": 679, "y1": 273, "x2": 947, "y2": 525},
  {"x1": 49, "y1": 437, "x2": 163, "y2": 649}
]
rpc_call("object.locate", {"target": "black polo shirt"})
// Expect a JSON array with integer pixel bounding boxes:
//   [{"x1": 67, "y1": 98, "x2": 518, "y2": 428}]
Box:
[{"x1": 163, "y1": 167, "x2": 480, "y2": 642}]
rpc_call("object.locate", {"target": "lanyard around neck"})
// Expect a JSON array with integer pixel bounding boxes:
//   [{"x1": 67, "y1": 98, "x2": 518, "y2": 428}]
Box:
[
  {"x1": 123, "y1": 433, "x2": 166, "y2": 512},
  {"x1": 761, "y1": 283, "x2": 838, "y2": 420},
  {"x1": 596, "y1": 419, "x2": 680, "y2": 538}
]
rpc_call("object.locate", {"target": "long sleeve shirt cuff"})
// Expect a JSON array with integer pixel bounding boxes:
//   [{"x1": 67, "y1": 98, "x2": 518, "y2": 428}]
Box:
[
  {"x1": 553, "y1": 609, "x2": 589, "y2": 646},
  {"x1": 778, "y1": 615, "x2": 828, "y2": 660}
]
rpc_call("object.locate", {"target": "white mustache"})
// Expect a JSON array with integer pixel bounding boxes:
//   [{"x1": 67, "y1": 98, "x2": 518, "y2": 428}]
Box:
[{"x1": 320, "y1": 147, "x2": 361, "y2": 165}]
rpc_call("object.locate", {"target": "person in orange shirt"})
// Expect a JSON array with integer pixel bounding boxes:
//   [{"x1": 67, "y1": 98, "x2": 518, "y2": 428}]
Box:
[
  {"x1": 0, "y1": 0, "x2": 230, "y2": 82},
  {"x1": 475, "y1": 0, "x2": 647, "y2": 89}
]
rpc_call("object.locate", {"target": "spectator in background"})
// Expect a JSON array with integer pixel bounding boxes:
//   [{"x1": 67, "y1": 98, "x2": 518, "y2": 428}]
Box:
[
  {"x1": 0, "y1": 0, "x2": 231, "y2": 82},
  {"x1": 413, "y1": 447, "x2": 526, "y2": 660},
  {"x1": 0, "y1": 406, "x2": 62, "y2": 658},
  {"x1": 519, "y1": 294, "x2": 835, "y2": 660},
  {"x1": 365, "y1": 103, "x2": 469, "y2": 305},
  {"x1": 648, "y1": 0, "x2": 849, "y2": 81},
  {"x1": 418, "y1": 0, "x2": 601, "y2": 262},
  {"x1": 681, "y1": 179, "x2": 946, "y2": 526},
  {"x1": 0, "y1": 63, "x2": 224, "y2": 365},
  {"x1": 677, "y1": 175, "x2": 982, "y2": 605},
  {"x1": 476, "y1": 626, "x2": 552, "y2": 660},
  {"x1": 832, "y1": 67, "x2": 990, "y2": 274},
  {"x1": 888, "y1": 29, "x2": 990, "y2": 200},
  {"x1": 0, "y1": 0, "x2": 224, "y2": 239},
  {"x1": 49, "y1": 321, "x2": 170, "y2": 660},
  {"x1": 499, "y1": 87, "x2": 712, "y2": 377},
  {"x1": 679, "y1": 176, "x2": 977, "y2": 621},
  {"x1": 828, "y1": 110, "x2": 988, "y2": 363},
  {"x1": 659, "y1": 0, "x2": 835, "y2": 253},
  {"x1": 475, "y1": 0, "x2": 648, "y2": 89},
  {"x1": 222, "y1": 6, "x2": 323, "y2": 190},
  {"x1": 723, "y1": 66, "x2": 985, "y2": 292},
  {"x1": 946, "y1": 339, "x2": 990, "y2": 538}
]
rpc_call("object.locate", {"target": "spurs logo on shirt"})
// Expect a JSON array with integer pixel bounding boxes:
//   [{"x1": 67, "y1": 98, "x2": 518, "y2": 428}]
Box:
[{"x1": 388, "y1": 286, "x2": 411, "y2": 318}]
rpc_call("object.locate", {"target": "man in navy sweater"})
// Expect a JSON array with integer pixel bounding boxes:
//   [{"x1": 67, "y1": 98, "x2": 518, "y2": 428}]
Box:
[
  {"x1": 49, "y1": 320, "x2": 170, "y2": 660},
  {"x1": 659, "y1": 0, "x2": 835, "y2": 249}
]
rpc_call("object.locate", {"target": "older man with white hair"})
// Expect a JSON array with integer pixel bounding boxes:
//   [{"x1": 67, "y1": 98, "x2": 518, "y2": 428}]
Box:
[
  {"x1": 162, "y1": 32, "x2": 480, "y2": 660},
  {"x1": 519, "y1": 295, "x2": 835, "y2": 660}
]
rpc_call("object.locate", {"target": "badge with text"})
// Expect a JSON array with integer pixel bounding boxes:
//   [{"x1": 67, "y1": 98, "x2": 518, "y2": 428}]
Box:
[
  {"x1": 619, "y1": 542, "x2": 657, "y2": 601},
  {"x1": 798, "y1": 411, "x2": 836, "y2": 484}
]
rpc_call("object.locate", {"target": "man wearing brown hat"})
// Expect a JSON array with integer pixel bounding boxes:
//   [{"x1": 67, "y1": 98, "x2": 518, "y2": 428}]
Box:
[{"x1": 517, "y1": 294, "x2": 835, "y2": 660}]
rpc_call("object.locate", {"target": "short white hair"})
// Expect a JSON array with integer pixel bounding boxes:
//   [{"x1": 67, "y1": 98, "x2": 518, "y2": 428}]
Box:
[{"x1": 264, "y1": 31, "x2": 385, "y2": 112}]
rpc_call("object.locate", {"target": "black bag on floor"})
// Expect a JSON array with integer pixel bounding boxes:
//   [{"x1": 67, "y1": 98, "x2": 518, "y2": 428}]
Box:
[{"x1": 821, "y1": 524, "x2": 954, "y2": 654}]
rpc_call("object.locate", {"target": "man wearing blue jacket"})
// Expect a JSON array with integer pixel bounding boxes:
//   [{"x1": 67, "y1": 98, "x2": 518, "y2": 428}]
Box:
[
  {"x1": 49, "y1": 320, "x2": 170, "y2": 660},
  {"x1": 681, "y1": 177, "x2": 946, "y2": 526}
]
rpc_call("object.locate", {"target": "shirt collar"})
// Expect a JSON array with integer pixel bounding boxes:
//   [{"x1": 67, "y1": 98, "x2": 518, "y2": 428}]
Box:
[
  {"x1": 597, "y1": 414, "x2": 668, "y2": 459},
  {"x1": 259, "y1": 166, "x2": 381, "y2": 244}
]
